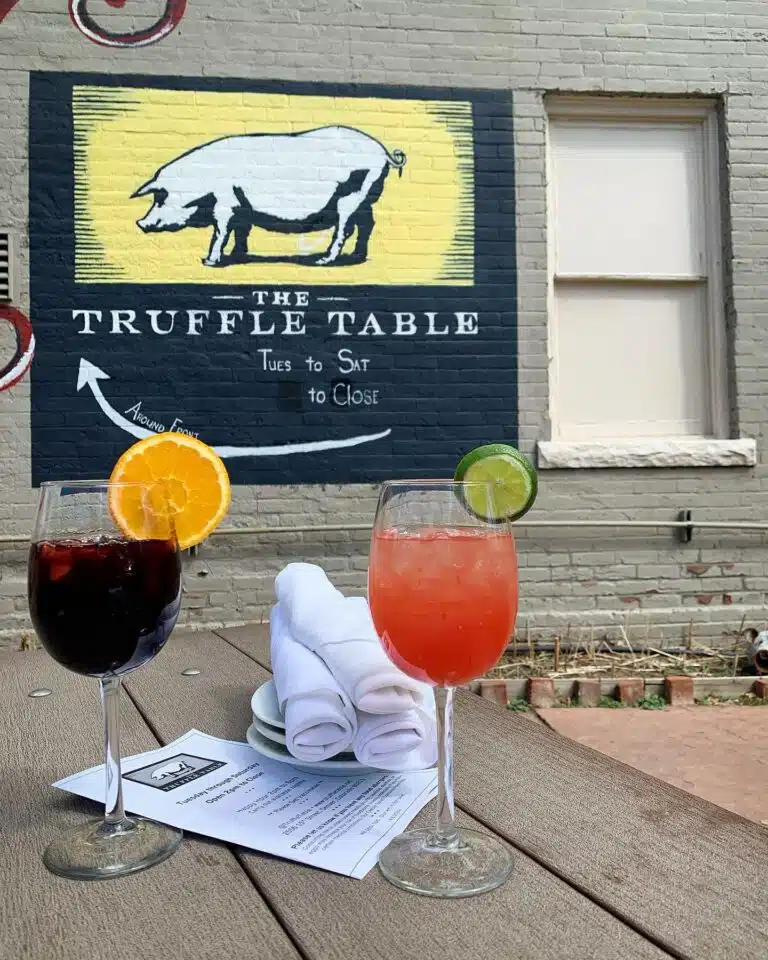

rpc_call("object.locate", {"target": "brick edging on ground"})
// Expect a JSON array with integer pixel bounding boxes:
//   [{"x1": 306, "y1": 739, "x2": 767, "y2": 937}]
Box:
[{"x1": 470, "y1": 676, "x2": 768, "y2": 708}]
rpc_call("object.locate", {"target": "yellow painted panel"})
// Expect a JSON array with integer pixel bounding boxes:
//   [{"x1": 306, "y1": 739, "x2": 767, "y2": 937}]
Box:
[{"x1": 73, "y1": 86, "x2": 474, "y2": 286}]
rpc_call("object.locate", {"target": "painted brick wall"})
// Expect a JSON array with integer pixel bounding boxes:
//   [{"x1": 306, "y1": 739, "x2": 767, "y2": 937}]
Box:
[
  {"x1": 2, "y1": 0, "x2": 768, "y2": 651},
  {"x1": 29, "y1": 74, "x2": 514, "y2": 487}
]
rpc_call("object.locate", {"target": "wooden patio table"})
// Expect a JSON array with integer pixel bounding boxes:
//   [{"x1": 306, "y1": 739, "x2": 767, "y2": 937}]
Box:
[{"x1": 2, "y1": 625, "x2": 766, "y2": 960}]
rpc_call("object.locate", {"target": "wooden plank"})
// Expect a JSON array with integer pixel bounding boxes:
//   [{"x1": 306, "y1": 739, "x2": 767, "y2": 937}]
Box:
[
  {"x1": 126, "y1": 630, "x2": 669, "y2": 960},
  {"x1": 0, "y1": 647, "x2": 301, "y2": 960},
  {"x1": 215, "y1": 624, "x2": 768, "y2": 959},
  {"x1": 454, "y1": 692, "x2": 768, "y2": 960},
  {"x1": 216, "y1": 623, "x2": 271, "y2": 670}
]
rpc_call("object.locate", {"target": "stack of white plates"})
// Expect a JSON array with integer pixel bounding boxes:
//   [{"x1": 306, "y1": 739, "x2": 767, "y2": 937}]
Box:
[{"x1": 247, "y1": 680, "x2": 374, "y2": 776}]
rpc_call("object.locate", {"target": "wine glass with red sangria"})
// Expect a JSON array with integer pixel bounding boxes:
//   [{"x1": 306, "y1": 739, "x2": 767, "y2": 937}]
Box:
[{"x1": 28, "y1": 480, "x2": 183, "y2": 880}]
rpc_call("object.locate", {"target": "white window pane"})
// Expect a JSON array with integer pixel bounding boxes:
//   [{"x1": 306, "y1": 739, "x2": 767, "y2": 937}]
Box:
[
  {"x1": 554, "y1": 282, "x2": 710, "y2": 440},
  {"x1": 551, "y1": 122, "x2": 706, "y2": 278}
]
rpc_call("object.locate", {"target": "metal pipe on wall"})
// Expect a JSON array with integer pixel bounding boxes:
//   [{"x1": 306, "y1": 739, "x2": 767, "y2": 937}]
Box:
[
  {"x1": 204, "y1": 520, "x2": 768, "y2": 536},
  {"x1": 3, "y1": 517, "x2": 768, "y2": 545}
]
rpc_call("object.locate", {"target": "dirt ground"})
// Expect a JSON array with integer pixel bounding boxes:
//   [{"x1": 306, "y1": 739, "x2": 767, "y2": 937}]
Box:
[{"x1": 487, "y1": 637, "x2": 758, "y2": 681}]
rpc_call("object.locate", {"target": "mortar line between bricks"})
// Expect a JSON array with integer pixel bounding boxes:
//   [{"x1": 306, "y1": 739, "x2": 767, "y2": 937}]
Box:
[{"x1": 217, "y1": 631, "x2": 682, "y2": 957}]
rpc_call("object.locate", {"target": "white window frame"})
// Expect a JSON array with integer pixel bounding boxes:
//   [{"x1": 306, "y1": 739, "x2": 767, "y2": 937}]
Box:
[{"x1": 539, "y1": 96, "x2": 755, "y2": 470}]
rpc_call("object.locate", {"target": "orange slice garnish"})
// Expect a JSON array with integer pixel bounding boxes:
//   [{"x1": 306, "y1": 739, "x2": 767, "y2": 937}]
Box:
[{"x1": 109, "y1": 434, "x2": 231, "y2": 550}]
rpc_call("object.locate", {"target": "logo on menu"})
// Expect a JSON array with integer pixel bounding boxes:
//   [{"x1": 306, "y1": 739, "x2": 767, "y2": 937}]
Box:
[{"x1": 124, "y1": 753, "x2": 226, "y2": 792}]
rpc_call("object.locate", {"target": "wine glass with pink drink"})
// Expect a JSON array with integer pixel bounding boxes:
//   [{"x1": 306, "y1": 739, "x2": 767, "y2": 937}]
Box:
[{"x1": 368, "y1": 445, "x2": 537, "y2": 898}]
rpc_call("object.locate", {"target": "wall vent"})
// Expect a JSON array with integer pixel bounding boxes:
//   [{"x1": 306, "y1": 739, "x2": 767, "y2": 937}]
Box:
[{"x1": 0, "y1": 231, "x2": 13, "y2": 303}]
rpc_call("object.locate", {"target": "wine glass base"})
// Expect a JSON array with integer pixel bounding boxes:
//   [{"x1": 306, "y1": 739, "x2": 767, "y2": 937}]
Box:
[
  {"x1": 378, "y1": 826, "x2": 513, "y2": 898},
  {"x1": 43, "y1": 816, "x2": 183, "y2": 881}
]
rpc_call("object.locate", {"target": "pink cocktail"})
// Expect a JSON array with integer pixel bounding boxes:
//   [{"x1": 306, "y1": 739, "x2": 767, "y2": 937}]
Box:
[
  {"x1": 368, "y1": 480, "x2": 519, "y2": 899},
  {"x1": 369, "y1": 527, "x2": 518, "y2": 687}
]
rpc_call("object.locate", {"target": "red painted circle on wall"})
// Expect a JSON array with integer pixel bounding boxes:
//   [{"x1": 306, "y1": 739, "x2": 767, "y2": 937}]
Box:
[
  {"x1": 0, "y1": 306, "x2": 35, "y2": 393},
  {"x1": 69, "y1": 0, "x2": 186, "y2": 48}
]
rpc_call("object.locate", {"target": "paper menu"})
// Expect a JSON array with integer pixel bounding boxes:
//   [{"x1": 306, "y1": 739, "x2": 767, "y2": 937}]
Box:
[{"x1": 54, "y1": 729, "x2": 437, "y2": 880}]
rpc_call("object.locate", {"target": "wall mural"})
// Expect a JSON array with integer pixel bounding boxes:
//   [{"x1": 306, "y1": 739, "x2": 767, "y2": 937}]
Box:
[
  {"x1": 0, "y1": 4, "x2": 184, "y2": 398},
  {"x1": 68, "y1": 0, "x2": 187, "y2": 48},
  {"x1": 29, "y1": 73, "x2": 517, "y2": 485},
  {"x1": 132, "y1": 127, "x2": 408, "y2": 271},
  {"x1": 0, "y1": 0, "x2": 33, "y2": 395},
  {"x1": 0, "y1": 1, "x2": 186, "y2": 45},
  {"x1": 0, "y1": 1, "x2": 19, "y2": 24},
  {"x1": 0, "y1": 307, "x2": 35, "y2": 392}
]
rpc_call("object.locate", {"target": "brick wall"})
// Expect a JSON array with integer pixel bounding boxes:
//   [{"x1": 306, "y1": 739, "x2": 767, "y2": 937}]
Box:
[{"x1": 2, "y1": 0, "x2": 768, "y2": 650}]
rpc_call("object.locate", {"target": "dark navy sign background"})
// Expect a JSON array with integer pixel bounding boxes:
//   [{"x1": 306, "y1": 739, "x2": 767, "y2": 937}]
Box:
[{"x1": 29, "y1": 72, "x2": 517, "y2": 486}]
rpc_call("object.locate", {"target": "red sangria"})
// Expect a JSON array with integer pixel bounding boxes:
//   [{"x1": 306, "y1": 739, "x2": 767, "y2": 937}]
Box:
[
  {"x1": 29, "y1": 479, "x2": 186, "y2": 881},
  {"x1": 28, "y1": 536, "x2": 181, "y2": 677},
  {"x1": 31, "y1": 443, "x2": 230, "y2": 881}
]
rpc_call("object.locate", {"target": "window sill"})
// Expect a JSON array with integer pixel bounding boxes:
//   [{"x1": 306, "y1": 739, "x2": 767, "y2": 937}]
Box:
[{"x1": 537, "y1": 439, "x2": 757, "y2": 470}]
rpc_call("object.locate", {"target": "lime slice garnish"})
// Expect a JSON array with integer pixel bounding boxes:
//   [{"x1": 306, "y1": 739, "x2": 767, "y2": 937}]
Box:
[{"x1": 454, "y1": 443, "x2": 537, "y2": 523}]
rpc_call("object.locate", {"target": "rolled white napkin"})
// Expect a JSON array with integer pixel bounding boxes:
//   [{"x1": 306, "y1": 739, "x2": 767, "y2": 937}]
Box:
[
  {"x1": 353, "y1": 690, "x2": 438, "y2": 771},
  {"x1": 275, "y1": 562, "x2": 426, "y2": 715},
  {"x1": 270, "y1": 604, "x2": 357, "y2": 762}
]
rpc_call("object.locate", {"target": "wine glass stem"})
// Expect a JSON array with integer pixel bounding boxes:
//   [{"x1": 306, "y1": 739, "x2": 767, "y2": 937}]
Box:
[
  {"x1": 100, "y1": 676, "x2": 128, "y2": 830},
  {"x1": 433, "y1": 685, "x2": 459, "y2": 849}
]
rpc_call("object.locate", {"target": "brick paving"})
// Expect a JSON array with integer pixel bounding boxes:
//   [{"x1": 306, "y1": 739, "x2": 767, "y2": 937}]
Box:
[{"x1": 537, "y1": 705, "x2": 768, "y2": 825}]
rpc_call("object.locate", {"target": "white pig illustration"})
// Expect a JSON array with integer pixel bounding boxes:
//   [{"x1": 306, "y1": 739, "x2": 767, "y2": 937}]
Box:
[
  {"x1": 151, "y1": 760, "x2": 193, "y2": 781},
  {"x1": 131, "y1": 125, "x2": 407, "y2": 267}
]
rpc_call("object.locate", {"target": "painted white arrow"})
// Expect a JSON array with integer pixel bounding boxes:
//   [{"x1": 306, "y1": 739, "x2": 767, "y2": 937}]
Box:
[
  {"x1": 77, "y1": 358, "x2": 154, "y2": 441},
  {"x1": 76, "y1": 357, "x2": 392, "y2": 457}
]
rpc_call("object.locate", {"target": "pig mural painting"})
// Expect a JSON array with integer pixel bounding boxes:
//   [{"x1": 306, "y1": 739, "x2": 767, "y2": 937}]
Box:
[{"x1": 132, "y1": 125, "x2": 407, "y2": 268}]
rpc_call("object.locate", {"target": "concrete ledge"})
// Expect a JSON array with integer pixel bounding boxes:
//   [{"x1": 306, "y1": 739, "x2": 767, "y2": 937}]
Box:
[{"x1": 537, "y1": 438, "x2": 757, "y2": 470}]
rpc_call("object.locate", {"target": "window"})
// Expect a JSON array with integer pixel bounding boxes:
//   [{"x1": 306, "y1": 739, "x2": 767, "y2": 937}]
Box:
[{"x1": 540, "y1": 98, "x2": 753, "y2": 469}]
